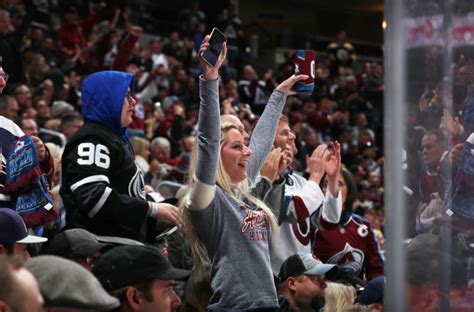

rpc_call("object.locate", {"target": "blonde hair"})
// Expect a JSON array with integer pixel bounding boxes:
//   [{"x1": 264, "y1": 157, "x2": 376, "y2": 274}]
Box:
[
  {"x1": 343, "y1": 303, "x2": 372, "y2": 312},
  {"x1": 44, "y1": 119, "x2": 61, "y2": 131},
  {"x1": 45, "y1": 142, "x2": 63, "y2": 188},
  {"x1": 130, "y1": 136, "x2": 150, "y2": 155},
  {"x1": 323, "y1": 282, "x2": 357, "y2": 312},
  {"x1": 181, "y1": 122, "x2": 278, "y2": 273},
  {"x1": 279, "y1": 114, "x2": 289, "y2": 125}
]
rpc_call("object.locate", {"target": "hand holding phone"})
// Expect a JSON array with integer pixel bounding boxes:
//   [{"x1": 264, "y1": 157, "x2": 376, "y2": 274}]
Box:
[
  {"x1": 155, "y1": 226, "x2": 178, "y2": 243},
  {"x1": 200, "y1": 27, "x2": 227, "y2": 67},
  {"x1": 293, "y1": 50, "x2": 316, "y2": 94}
]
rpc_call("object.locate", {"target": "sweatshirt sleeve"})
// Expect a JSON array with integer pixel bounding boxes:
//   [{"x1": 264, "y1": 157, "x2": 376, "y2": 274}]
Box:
[
  {"x1": 321, "y1": 190, "x2": 343, "y2": 224},
  {"x1": 187, "y1": 77, "x2": 220, "y2": 211},
  {"x1": 297, "y1": 180, "x2": 325, "y2": 213},
  {"x1": 247, "y1": 90, "x2": 287, "y2": 183}
]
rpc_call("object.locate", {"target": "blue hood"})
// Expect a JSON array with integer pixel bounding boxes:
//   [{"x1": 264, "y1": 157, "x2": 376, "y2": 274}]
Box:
[{"x1": 81, "y1": 71, "x2": 135, "y2": 139}]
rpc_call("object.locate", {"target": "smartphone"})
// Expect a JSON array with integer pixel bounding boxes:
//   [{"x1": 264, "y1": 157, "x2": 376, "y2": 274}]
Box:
[
  {"x1": 154, "y1": 102, "x2": 162, "y2": 113},
  {"x1": 201, "y1": 27, "x2": 227, "y2": 67},
  {"x1": 155, "y1": 226, "x2": 178, "y2": 243},
  {"x1": 293, "y1": 50, "x2": 316, "y2": 94}
]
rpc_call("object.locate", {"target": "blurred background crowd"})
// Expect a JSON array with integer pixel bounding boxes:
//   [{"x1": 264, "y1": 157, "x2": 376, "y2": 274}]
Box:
[
  {"x1": 1, "y1": 0, "x2": 474, "y2": 311},
  {"x1": 0, "y1": 0, "x2": 386, "y2": 236}
]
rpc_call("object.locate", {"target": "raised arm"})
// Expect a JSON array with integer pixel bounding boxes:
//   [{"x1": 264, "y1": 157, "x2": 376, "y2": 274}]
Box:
[
  {"x1": 188, "y1": 36, "x2": 227, "y2": 211},
  {"x1": 320, "y1": 141, "x2": 342, "y2": 225},
  {"x1": 247, "y1": 74, "x2": 308, "y2": 183},
  {"x1": 253, "y1": 147, "x2": 292, "y2": 221}
]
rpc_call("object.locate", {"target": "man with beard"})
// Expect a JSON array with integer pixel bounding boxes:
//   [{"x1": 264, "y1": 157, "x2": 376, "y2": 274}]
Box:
[{"x1": 277, "y1": 253, "x2": 338, "y2": 311}]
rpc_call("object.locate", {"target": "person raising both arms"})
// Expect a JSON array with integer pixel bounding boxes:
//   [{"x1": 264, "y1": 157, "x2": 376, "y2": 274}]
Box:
[{"x1": 182, "y1": 34, "x2": 307, "y2": 311}]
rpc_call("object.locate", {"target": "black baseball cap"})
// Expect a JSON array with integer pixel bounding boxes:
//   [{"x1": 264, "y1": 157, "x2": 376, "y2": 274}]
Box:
[
  {"x1": 278, "y1": 253, "x2": 338, "y2": 282},
  {"x1": 92, "y1": 245, "x2": 190, "y2": 291},
  {"x1": 48, "y1": 228, "x2": 110, "y2": 258}
]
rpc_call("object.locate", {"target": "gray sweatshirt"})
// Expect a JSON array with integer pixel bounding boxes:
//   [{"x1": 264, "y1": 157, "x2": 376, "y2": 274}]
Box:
[
  {"x1": 187, "y1": 77, "x2": 281, "y2": 310},
  {"x1": 246, "y1": 90, "x2": 287, "y2": 183}
]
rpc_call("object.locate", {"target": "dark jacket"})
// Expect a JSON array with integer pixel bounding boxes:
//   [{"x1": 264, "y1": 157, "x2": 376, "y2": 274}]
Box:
[
  {"x1": 60, "y1": 71, "x2": 148, "y2": 241},
  {"x1": 276, "y1": 296, "x2": 297, "y2": 312}
]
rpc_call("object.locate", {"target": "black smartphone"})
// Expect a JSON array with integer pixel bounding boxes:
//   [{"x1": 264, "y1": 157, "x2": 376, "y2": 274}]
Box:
[{"x1": 201, "y1": 27, "x2": 227, "y2": 67}]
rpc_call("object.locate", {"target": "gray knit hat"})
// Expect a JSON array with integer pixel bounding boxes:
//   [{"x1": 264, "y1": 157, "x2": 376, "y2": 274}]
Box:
[
  {"x1": 25, "y1": 255, "x2": 119, "y2": 310},
  {"x1": 51, "y1": 101, "x2": 75, "y2": 118}
]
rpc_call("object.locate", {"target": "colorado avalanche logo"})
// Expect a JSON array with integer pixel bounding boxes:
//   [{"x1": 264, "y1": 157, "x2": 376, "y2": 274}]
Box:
[
  {"x1": 290, "y1": 196, "x2": 312, "y2": 246},
  {"x1": 327, "y1": 243, "x2": 364, "y2": 274},
  {"x1": 128, "y1": 165, "x2": 145, "y2": 200},
  {"x1": 14, "y1": 140, "x2": 25, "y2": 153}
]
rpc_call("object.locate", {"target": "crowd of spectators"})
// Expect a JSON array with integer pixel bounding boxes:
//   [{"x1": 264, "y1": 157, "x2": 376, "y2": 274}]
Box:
[{"x1": 1, "y1": 0, "x2": 473, "y2": 311}]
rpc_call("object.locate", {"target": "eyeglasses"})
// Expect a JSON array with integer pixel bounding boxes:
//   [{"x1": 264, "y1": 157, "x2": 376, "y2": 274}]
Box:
[
  {"x1": 0, "y1": 72, "x2": 8, "y2": 82},
  {"x1": 126, "y1": 90, "x2": 133, "y2": 102}
]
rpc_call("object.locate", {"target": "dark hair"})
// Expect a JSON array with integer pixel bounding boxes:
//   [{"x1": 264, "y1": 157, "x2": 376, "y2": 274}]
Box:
[
  {"x1": 340, "y1": 168, "x2": 358, "y2": 212},
  {"x1": 319, "y1": 168, "x2": 358, "y2": 216},
  {"x1": 2, "y1": 244, "x2": 14, "y2": 254},
  {"x1": 110, "y1": 280, "x2": 155, "y2": 311},
  {"x1": 12, "y1": 84, "x2": 28, "y2": 94},
  {"x1": 0, "y1": 95, "x2": 10, "y2": 110},
  {"x1": 15, "y1": 116, "x2": 35, "y2": 128},
  {"x1": 184, "y1": 267, "x2": 212, "y2": 312}
]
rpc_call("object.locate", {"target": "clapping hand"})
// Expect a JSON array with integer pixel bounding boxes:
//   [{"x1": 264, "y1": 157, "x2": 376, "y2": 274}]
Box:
[
  {"x1": 260, "y1": 148, "x2": 283, "y2": 182},
  {"x1": 306, "y1": 144, "x2": 329, "y2": 184},
  {"x1": 325, "y1": 141, "x2": 341, "y2": 197},
  {"x1": 260, "y1": 147, "x2": 293, "y2": 182}
]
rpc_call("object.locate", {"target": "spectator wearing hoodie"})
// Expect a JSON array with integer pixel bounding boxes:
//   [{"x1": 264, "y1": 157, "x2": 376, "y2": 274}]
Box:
[{"x1": 60, "y1": 71, "x2": 181, "y2": 242}]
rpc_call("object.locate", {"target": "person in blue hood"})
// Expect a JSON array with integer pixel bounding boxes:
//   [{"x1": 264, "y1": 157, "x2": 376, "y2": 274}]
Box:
[{"x1": 60, "y1": 71, "x2": 181, "y2": 242}]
